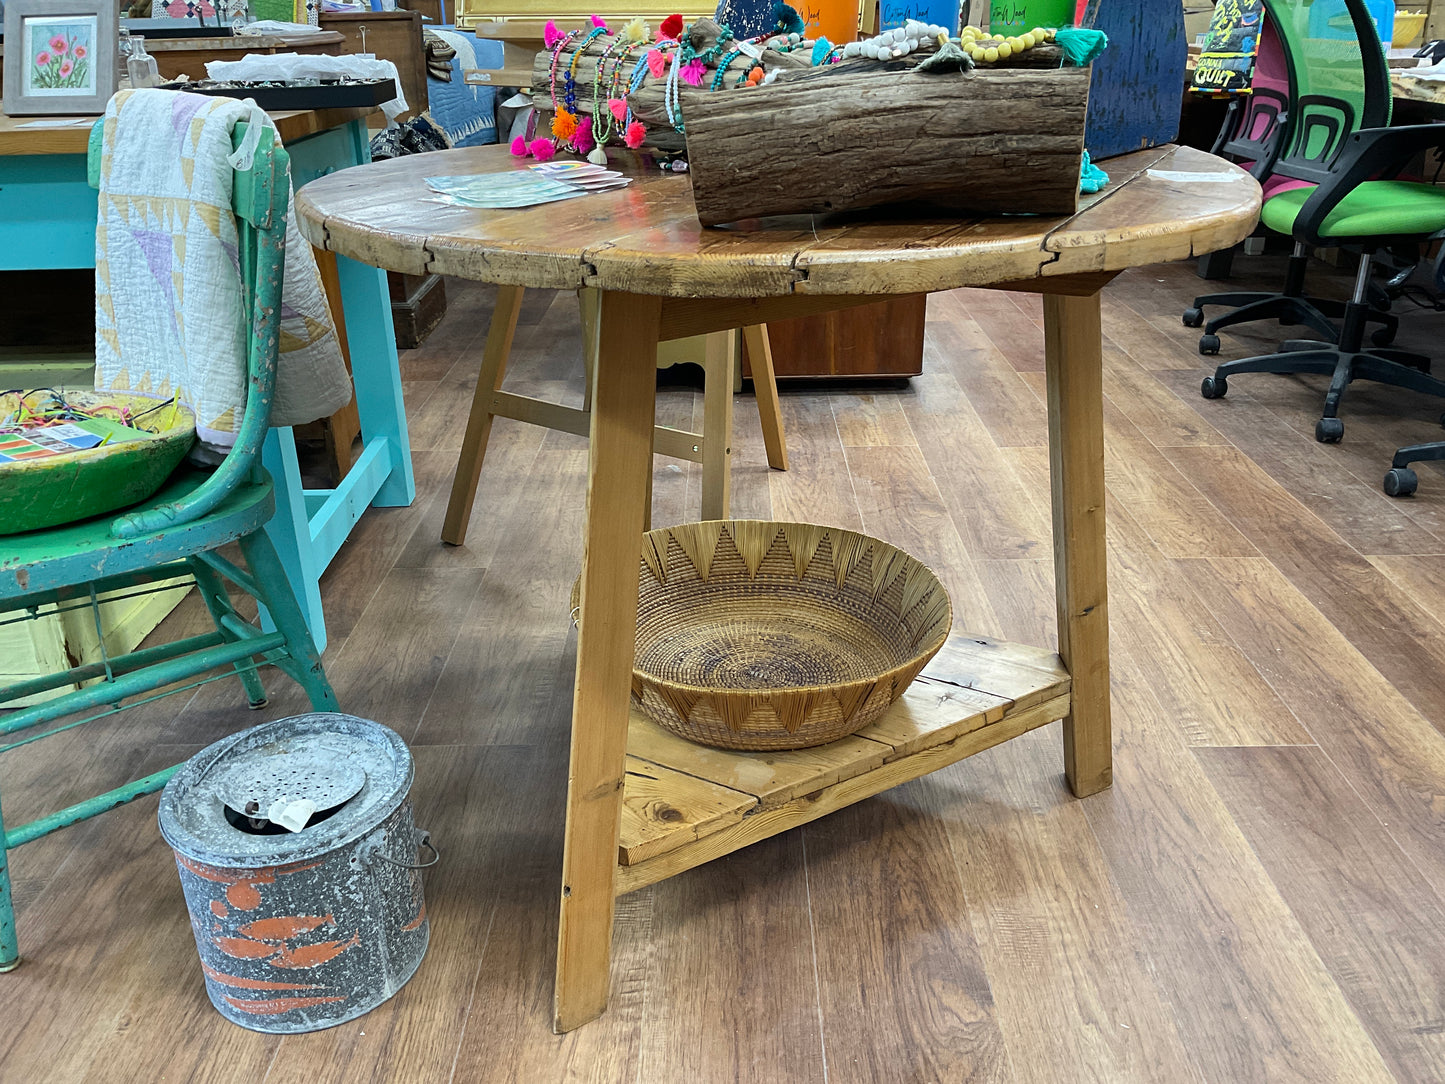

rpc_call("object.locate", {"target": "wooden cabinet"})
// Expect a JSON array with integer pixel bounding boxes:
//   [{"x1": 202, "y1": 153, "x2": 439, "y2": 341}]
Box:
[
  {"x1": 744, "y1": 294, "x2": 926, "y2": 380},
  {"x1": 319, "y1": 10, "x2": 428, "y2": 121}
]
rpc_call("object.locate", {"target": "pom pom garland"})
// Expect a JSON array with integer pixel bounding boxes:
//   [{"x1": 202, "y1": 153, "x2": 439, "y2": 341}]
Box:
[
  {"x1": 771, "y1": 1, "x2": 804, "y2": 36},
  {"x1": 529, "y1": 137, "x2": 557, "y2": 161},
  {"x1": 647, "y1": 48, "x2": 668, "y2": 77},
  {"x1": 590, "y1": 14, "x2": 607, "y2": 28},
  {"x1": 659, "y1": 12, "x2": 683, "y2": 40},
  {"x1": 623, "y1": 16, "x2": 648, "y2": 42},
  {"x1": 609, "y1": 97, "x2": 628, "y2": 123},
  {"x1": 624, "y1": 121, "x2": 646, "y2": 148},
  {"x1": 510, "y1": 135, "x2": 528, "y2": 156},
  {"x1": 543, "y1": 20, "x2": 561, "y2": 49}
]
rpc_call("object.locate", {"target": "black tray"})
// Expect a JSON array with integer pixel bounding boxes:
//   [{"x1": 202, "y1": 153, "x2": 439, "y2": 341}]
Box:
[{"x1": 157, "y1": 78, "x2": 396, "y2": 111}]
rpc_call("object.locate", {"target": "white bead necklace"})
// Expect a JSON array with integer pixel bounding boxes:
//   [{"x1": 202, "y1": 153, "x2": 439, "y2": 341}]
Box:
[{"x1": 840, "y1": 19, "x2": 950, "y2": 61}]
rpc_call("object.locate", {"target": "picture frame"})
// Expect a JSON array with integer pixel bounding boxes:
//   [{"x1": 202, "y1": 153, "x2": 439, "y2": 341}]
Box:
[{"x1": 3, "y1": 0, "x2": 118, "y2": 116}]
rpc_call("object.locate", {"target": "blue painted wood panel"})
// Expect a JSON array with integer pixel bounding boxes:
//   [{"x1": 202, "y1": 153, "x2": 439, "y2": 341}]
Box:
[{"x1": 1082, "y1": 0, "x2": 1188, "y2": 161}]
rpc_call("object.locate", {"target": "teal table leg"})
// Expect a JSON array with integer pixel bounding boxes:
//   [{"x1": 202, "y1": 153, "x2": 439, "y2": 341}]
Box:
[
  {"x1": 335, "y1": 253, "x2": 414, "y2": 508},
  {"x1": 262, "y1": 428, "x2": 327, "y2": 653},
  {"x1": 0, "y1": 785, "x2": 17, "y2": 971}
]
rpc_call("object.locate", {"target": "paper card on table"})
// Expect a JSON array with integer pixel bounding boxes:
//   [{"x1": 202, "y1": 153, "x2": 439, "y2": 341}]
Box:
[{"x1": 425, "y1": 173, "x2": 589, "y2": 209}]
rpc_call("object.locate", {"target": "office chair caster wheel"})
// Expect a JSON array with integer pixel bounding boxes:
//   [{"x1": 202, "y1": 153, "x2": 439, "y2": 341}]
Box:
[
  {"x1": 1316, "y1": 417, "x2": 1344, "y2": 443},
  {"x1": 1182, "y1": 307, "x2": 1204, "y2": 328},
  {"x1": 1198, "y1": 333, "x2": 1221, "y2": 356},
  {"x1": 1384, "y1": 467, "x2": 1418, "y2": 497},
  {"x1": 1201, "y1": 375, "x2": 1228, "y2": 399},
  {"x1": 1371, "y1": 325, "x2": 1397, "y2": 347}
]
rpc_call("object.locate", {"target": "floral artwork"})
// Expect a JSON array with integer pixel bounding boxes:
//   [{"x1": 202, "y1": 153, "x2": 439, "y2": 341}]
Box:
[{"x1": 23, "y1": 14, "x2": 97, "y2": 95}]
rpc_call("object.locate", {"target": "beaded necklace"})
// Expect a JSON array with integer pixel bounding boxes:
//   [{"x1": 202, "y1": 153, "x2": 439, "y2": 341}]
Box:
[
  {"x1": 591, "y1": 33, "x2": 634, "y2": 143},
  {"x1": 565, "y1": 25, "x2": 610, "y2": 117},
  {"x1": 547, "y1": 28, "x2": 587, "y2": 110}
]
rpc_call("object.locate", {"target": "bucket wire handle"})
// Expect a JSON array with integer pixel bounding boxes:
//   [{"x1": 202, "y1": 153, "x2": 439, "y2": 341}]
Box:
[{"x1": 370, "y1": 830, "x2": 441, "y2": 870}]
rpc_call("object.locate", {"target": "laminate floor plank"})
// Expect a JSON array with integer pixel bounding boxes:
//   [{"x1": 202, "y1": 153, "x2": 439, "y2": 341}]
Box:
[
  {"x1": 948, "y1": 288, "x2": 1048, "y2": 374},
  {"x1": 922, "y1": 305, "x2": 1048, "y2": 448},
  {"x1": 768, "y1": 392, "x2": 864, "y2": 529},
  {"x1": 903, "y1": 367, "x2": 1052, "y2": 562},
  {"x1": 804, "y1": 790, "x2": 1014, "y2": 1084},
  {"x1": 831, "y1": 388, "x2": 918, "y2": 448},
  {"x1": 1171, "y1": 445, "x2": 1445, "y2": 735},
  {"x1": 1198, "y1": 744, "x2": 1445, "y2": 1084},
  {"x1": 928, "y1": 732, "x2": 1204, "y2": 1084},
  {"x1": 1178, "y1": 556, "x2": 1445, "y2": 901}
]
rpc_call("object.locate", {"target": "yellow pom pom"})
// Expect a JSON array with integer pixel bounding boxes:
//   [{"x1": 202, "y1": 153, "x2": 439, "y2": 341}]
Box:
[
  {"x1": 624, "y1": 16, "x2": 649, "y2": 42},
  {"x1": 997, "y1": 41, "x2": 1012, "y2": 58},
  {"x1": 983, "y1": 45, "x2": 999, "y2": 62}
]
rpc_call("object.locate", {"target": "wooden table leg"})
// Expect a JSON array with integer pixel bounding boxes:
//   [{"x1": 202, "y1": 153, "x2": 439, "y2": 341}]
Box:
[
  {"x1": 741, "y1": 324, "x2": 789, "y2": 471},
  {"x1": 554, "y1": 290, "x2": 662, "y2": 1033},
  {"x1": 700, "y1": 330, "x2": 735, "y2": 521},
  {"x1": 1042, "y1": 291, "x2": 1112, "y2": 798},
  {"x1": 442, "y1": 283, "x2": 525, "y2": 546}
]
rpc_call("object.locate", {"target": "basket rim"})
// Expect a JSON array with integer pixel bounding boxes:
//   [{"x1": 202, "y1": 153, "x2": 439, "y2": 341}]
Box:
[{"x1": 578, "y1": 518, "x2": 955, "y2": 701}]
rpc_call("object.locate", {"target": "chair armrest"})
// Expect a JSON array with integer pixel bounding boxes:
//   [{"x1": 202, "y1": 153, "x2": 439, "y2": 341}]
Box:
[{"x1": 1291, "y1": 125, "x2": 1445, "y2": 245}]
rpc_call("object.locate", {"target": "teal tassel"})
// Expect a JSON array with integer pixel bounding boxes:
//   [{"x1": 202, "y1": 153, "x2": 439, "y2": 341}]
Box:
[
  {"x1": 1080, "y1": 150, "x2": 1109, "y2": 194},
  {"x1": 811, "y1": 37, "x2": 833, "y2": 65},
  {"x1": 772, "y1": 1, "x2": 805, "y2": 35},
  {"x1": 1056, "y1": 27, "x2": 1108, "y2": 66}
]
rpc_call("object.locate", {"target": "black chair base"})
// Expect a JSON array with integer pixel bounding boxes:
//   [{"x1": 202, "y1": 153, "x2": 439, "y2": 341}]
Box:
[
  {"x1": 1202, "y1": 345, "x2": 1445, "y2": 444},
  {"x1": 1384, "y1": 426, "x2": 1445, "y2": 496},
  {"x1": 1184, "y1": 292, "x2": 1398, "y2": 355}
]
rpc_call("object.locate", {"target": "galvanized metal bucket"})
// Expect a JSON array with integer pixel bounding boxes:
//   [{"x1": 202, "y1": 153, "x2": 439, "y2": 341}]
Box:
[{"x1": 158, "y1": 713, "x2": 434, "y2": 1034}]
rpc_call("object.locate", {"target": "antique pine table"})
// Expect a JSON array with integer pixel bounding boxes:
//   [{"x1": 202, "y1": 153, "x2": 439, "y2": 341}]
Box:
[{"x1": 295, "y1": 143, "x2": 1261, "y2": 1032}]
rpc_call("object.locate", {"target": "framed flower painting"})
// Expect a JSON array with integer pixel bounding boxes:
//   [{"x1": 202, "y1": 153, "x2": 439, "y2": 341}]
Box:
[{"x1": 3, "y1": 0, "x2": 118, "y2": 115}]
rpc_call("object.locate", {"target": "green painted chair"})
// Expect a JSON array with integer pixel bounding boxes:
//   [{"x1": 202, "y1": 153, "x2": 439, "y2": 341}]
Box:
[
  {"x1": 0, "y1": 119, "x2": 338, "y2": 971},
  {"x1": 1200, "y1": 0, "x2": 1445, "y2": 442}
]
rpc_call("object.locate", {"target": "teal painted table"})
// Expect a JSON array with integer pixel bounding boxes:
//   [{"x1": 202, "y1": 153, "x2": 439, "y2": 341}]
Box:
[{"x1": 0, "y1": 108, "x2": 415, "y2": 651}]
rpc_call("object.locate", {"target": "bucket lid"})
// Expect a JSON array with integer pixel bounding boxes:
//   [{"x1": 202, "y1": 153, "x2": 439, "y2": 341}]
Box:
[{"x1": 158, "y1": 713, "x2": 414, "y2": 868}]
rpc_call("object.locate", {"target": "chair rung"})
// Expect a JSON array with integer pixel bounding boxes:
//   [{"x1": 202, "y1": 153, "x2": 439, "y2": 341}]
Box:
[
  {"x1": 4, "y1": 765, "x2": 180, "y2": 850},
  {"x1": 0, "y1": 633, "x2": 286, "y2": 737},
  {"x1": 0, "y1": 631, "x2": 226, "y2": 703}
]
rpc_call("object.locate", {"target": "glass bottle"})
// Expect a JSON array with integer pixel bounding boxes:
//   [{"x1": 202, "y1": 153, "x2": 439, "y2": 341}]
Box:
[{"x1": 126, "y1": 35, "x2": 161, "y2": 89}]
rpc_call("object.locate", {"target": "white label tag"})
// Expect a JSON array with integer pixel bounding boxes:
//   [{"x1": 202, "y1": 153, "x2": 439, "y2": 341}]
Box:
[
  {"x1": 737, "y1": 40, "x2": 764, "y2": 59},
  {"x1": 267, "y1": 796, "x2": 318, "y2": 833}
]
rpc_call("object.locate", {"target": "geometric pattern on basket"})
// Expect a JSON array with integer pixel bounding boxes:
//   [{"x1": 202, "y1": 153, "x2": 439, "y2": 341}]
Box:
[{"x1": 630, "y1": 521, "x2": 953, "y2": 751}]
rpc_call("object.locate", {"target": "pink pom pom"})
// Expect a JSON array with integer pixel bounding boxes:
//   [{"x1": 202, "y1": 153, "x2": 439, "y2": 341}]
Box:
[
  {"x1": 573, "y1": 115, "x2": 595, "y2": 155},
  {"x1": 591, "y1": 14, "x2": 607, "y2": 28},
  {"x1": 509, "y1": 135, "x2": 529, "y2": 157},
  {"x1": 624, "y1": 121, "x2": 645, "y2": 149},
  {"x1": 543, "y1": 20, "x2": 561, "y2": 48},
  {"x1": 681, "y1": 58, "x2": 706, "y2": 86},
  {"x1": 608, "y1": 97, "x2": 628, "y2": 123},
  {"x1": 529, "y1": 137, "x2": 557, "y2": 161},
  {"x1": 647, "y1": 48, "x2": 666, "y2": 78}
]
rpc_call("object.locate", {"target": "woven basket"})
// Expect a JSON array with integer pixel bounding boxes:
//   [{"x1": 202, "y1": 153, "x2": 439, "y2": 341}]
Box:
[{"x1": 577, "y1": 521, "x2": 952, "y2": 751}]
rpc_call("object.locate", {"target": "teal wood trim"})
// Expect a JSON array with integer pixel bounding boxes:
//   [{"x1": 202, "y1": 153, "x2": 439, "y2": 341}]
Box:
[
  {"x1": 0, "y1": 157, "x2": 100, "y2": 271},
  {"x1": 261, "y1": 426, "x2": 327, "y2": 650},
  {"x1": 193, "y1": 549, "x2": 261, "y2": 599},
  {"x1": 5, "y1": 765, "x2": 180, "y2": 849},
  {"x1": 304, "y1": 492, "x2": 330, "y2": 517},
  {"x1": 337, "y1": 253, "x2": 415, "y2": 508},
  {"x1": 307, "y1": 436, "x2": 395, "y2": 568},
  {"x1": 0, "y1": 630, "x2": 226, "y2": 702}
]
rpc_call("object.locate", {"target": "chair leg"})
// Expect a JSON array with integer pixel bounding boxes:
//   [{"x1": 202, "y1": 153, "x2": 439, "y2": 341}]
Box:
[
  {"x1": 742, "y1": 324, "x2": 789, "y2": 472},
  {"x1": 0, "y1": 788, "x2": 18, "y2": 972},
  {"x1": 1214, "y1": 349, "x2": 1339, "y2": 380},
  {"x1": 187, "y1": 557, "x2": 268, "y2": 708},
  {"x1": 701, "y1": 330, "x2": 735, "y2": 521},
  {"x1": 1354, "y1": 354, "x2": 1445, "y2": 400},
  {"x1": 443, "y1": 283, "x2": 525, "y2": 546},
  {"x1": 237, "y1": 530, "x2": 338, "y2": 712}
]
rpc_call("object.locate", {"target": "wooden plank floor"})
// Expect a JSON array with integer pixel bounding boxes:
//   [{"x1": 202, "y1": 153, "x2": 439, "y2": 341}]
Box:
[{"x1": 6, "y1": 252, "x2": 1445, "y2": 1083}]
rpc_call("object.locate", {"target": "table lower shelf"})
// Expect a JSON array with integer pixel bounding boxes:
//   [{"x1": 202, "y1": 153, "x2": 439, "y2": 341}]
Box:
[{"x1": 615, "y1": 632, "x2": 1072, "y2": 895}]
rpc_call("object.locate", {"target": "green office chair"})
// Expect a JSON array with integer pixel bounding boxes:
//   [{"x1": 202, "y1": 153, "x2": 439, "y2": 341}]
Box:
[
  {"x1": 0, "y1": 119, "x2": 338, "y2": 971},
  {"x1": 1200, "y1": 0, "x2": 1445, "y2": 442}
]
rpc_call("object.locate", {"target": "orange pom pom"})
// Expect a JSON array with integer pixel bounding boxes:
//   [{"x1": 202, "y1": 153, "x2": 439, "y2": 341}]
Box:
[{"x1": 551, "y1": 108, "x2": 578, "y2": 141}]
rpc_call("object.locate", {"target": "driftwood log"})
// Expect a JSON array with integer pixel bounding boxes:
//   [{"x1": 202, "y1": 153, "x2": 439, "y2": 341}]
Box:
[{"x1": 682, "y1": 61, "x2": 1091, "y2": 225}]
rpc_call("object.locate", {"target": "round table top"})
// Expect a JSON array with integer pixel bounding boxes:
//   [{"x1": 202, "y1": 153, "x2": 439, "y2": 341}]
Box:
[{"x1": 295, "y1": 143, "x2": 1261, "y2": 299}]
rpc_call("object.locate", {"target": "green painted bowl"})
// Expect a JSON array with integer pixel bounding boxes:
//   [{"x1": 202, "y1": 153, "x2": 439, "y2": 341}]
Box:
[{"x1": 0, "y1": 390, "x2": 197, "y2": 536}]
